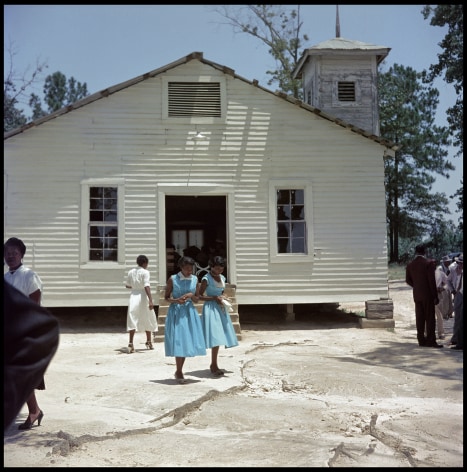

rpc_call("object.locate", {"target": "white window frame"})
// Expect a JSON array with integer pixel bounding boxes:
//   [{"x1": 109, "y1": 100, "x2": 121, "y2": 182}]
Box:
[
  {"x1": 268, "y1": 180, "x2": 314, "y2": 263},
  {"x1": 80, "y1": 178, "x2": 125, "y2": 267}
]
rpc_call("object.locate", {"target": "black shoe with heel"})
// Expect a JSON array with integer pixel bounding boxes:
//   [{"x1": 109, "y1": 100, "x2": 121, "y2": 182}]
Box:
[{"x1": 18, "y1": 410, "x2": 44, "y2": 430}]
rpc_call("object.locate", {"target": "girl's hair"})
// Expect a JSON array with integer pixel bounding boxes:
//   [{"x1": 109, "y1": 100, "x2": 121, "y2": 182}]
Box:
[
  {"x1": 136, "y1": 255, "x2": 148, "y2": 266},
  {"x1": 178, "y1": 256, "x2": 195, "y2": 268},
  {"x1": 4, "y1": 237, "x2": 27, "y2": 257},
  {"x1": 209, "y1": 255, "x2": 226, "y2": 267}
]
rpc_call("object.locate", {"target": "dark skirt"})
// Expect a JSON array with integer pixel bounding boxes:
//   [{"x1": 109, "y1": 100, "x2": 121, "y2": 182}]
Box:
[{"x1": 36, "y1": 377, "x2": 45, "y2": 390}]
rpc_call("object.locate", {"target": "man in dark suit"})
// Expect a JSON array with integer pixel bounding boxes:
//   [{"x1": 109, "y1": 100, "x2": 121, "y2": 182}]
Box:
[{"x1": 405, "y1": 244, "x2": 443, "y2": 348}]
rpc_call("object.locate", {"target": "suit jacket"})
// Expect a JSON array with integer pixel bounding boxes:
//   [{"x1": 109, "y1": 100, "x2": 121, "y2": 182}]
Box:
[{"x1": 406, "y1": 255, "x2": 438, "y2": 302}]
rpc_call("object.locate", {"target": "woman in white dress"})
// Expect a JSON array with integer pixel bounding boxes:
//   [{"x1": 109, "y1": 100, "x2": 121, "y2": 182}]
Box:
[{"x1": 125, "y1": 255, "x2": 158, "y2": 353}]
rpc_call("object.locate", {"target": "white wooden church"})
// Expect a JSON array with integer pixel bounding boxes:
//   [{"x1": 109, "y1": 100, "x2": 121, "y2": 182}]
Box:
[{"x1": 4, "y1": 20, "x2": 396, "y2": 325}]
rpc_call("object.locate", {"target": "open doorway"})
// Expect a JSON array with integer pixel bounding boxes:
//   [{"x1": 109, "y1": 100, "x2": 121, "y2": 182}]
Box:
[{"x1": 165, "y1": 195, "x2": 227, "y2": 280}]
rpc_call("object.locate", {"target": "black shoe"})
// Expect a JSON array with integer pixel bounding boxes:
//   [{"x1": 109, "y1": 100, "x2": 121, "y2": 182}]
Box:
[
  {"x1": 427, "y1": 343, "x2": 443, "y2": 348},
  {"x1": 451, "y1": 345, "x2": 463, "y2": 350},
  {"x1": 18, "y1": 410, "x2": 44, "y2": 430}
]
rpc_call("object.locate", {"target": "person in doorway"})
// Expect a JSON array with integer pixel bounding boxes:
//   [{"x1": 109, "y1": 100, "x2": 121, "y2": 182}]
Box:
[
  {"x1": 125, "y1": 255, "x2": 158, "y2": 353},
  {"x1": 164, "y1": 256, "x2": 206, "y2": 383},
  {"x1": 447, "y1": 254, "x2": 463, "y2": 349},
  {"x1": 214, "y1": 239, "x2": 226, "y2": 258},
  {"x1": 197, "y1": 256, "x2": 238, "y2": 376},
  {"x1": 166, "y1": 243, "x2": 181, "y2": 277},
  {"x1": 405, "y1": 244, "x2": 442, "y2": 348},
  {"x1": 195, "y1": 245, "x2": 210, "y2": 269},
  {"x1": 4, "y1": 237, "x2": 55, "y2": 430}
]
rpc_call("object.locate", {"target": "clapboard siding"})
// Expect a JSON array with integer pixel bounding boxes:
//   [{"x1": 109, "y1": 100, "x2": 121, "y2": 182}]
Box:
[{"x1": 4, "y1": 55, "x2": 390, "y2": 308}]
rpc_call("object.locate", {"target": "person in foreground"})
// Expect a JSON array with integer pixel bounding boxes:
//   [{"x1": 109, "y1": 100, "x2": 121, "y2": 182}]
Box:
[
  {"x1": 405, "y1": 244, "x2": 442, "y2": 348},
  {"x1": 125, "y1": 255, "x2": 158, "y2": 353},
  {"x1": 4, "y1": 281, "x2": 59, "y2": 431},
  {"x1": 197, "y1": 256, "x2": 238, "y2": 376},
  {"x1": 4, "y1": 237, "x2": 59, "y2": 430},
  {"x1": 164, "y1": 256, "x2": 206, "y2": 383}
]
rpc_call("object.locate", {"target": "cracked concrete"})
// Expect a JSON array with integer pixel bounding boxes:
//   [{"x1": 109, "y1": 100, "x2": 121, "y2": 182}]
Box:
[{"x1": 3, "y1": 281, "x2": 463, "y2": 467}]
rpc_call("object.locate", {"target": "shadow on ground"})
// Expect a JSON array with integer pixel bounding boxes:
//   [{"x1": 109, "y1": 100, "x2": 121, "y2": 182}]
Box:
[{"x1": 51, "y1": 303, "x2": 362, "y2": 334}]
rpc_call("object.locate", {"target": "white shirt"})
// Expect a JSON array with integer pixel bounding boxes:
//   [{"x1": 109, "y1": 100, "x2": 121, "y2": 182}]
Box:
[
  {"x1": 447, "y1": 263, "x2": 463, "y2": 294},
  {"x1": 435, "y1": 265, "x2": 448, "y2": 289},
  {"x1": 4, "y1": 265, "x2": 43, "y2": 299},
  {"x1": 125, "y1": 266, "x2": 150, "y2": 290}
]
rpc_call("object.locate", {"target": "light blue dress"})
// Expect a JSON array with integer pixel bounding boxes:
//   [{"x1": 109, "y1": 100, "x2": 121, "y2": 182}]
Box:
[
  {"x1": 201, "y1": 273, "x2": 239, "y2": 349},
  {"x1": 164, "y1": 273, "x2": 206, "y2": 357}
]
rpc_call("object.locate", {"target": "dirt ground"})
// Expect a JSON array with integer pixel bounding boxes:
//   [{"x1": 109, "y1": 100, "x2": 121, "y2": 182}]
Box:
[{"x1": 3, "y1": 280, "x2": 463, "y2": 468}]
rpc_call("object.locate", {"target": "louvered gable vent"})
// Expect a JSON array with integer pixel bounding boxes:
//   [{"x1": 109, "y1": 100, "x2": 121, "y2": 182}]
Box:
[
  {"x1": 168, "y1": 82, "x2": 221, "y2": 117},
  {"x1": 337, "y1": 81, "x2": 356, "y2": 102}
]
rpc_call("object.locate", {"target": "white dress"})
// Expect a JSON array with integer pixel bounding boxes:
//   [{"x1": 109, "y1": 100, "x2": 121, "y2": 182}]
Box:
[{"x1": 125, "y1": 266, "x2": 158, "y2": 332}]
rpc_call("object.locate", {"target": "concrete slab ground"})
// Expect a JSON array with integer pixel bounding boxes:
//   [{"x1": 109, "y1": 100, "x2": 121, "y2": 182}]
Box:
[{"x1": 3, "y1": 281, "x2": 463, "y2": 467}]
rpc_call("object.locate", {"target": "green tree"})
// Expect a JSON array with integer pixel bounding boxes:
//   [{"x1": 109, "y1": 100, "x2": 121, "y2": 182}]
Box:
[
  {"x1": 3, "y1": 42, "x2": 47, "y2": 132},
  {"x1": 213, "y1": 5, "x2": 308, "y2": 98},
  {"x1": 451, "y1": 179, "x2": 464, "y2": 232},
  {"x1": 30, "y1": 71, "x2": 89, "y2": 120},
  {"x1": 4, "y1": 88, "x2": 27, "y2": 132},
  {"x1": 422, "y1": 4, "x2": 463, "y2": 155},
  {"x1": 379, "y1": 64, "x2": 454, "y2": 262},
  {"x1": 426, "y1": 217, "x2": 463, "y2": 259},
  {"x1": 422, "y1": 5, "x2": 463, "y2": 231}
]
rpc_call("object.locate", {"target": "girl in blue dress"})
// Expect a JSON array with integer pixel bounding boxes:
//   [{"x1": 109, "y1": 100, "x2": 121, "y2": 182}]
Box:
[
  {"x1": 197, "y1": 256, "x2": 239, "y2": 376},
  {"x1": 164, "y1": 256, "x2": 206, "y2": 383}
]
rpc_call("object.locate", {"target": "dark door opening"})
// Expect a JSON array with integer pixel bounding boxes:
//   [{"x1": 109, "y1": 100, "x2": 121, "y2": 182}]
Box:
[{"x1": 165, "y1": 195, "x2": 227, "y2": 280}]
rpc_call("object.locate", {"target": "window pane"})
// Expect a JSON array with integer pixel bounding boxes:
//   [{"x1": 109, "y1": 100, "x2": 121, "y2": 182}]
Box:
[
  {"x1": 277, "y1": 205, "x2": 291, "y2": 220},
  {"x1": 90, "y1": 187, "x2": 103, "y2": 198},
  {"x1": 103, "y1": 249, "x2": 118, "y2": 261},
  {"x1": 90, "y1": 236, "x2": 103, "y2": 249},
  {"x1": 278, "y1": 240, "x2": 289, "y2": 253},
  {"x1": 277, "y1": 190, "x2": 290, "y2": 204},
  {"x1": 104, "y1": 210, "x2": 117, "y2": 222},
  {"x1": 89, "y1": 250, "x2": 103, "y2": 260},
  {"x1": 277, "y1": 222, "x2": 289, "y2": 237},
  {"x1": 90, "y1": 210, "x2": 103, "y2": 221},
  {"x1": 291, "y1": 205, "x2": 304, "y2": 220},
  {"x1": 88, "y1": 186, "x2": 118, "y2": 261},
  {"x1": 292, "y1": 189, "x2": 304, "y2": 204},
  {"x1": 292, "y1": 221, "x2": 305, "y2": 237},
  {"x1": 90, "y1": 199, "x2": 103, "y2": 210},
  {"x1": 103, "y1": 188, "x2": 117, "y2": 199},
  {"x1": 291, "y1": 238, "x2": 306, "y2": 252},
  {"x1": 275, "y1": 188, "x2": 307, "y2": 255},
  {"x1": 105, "y1": 238, "x2": 118, "y2": 249}
]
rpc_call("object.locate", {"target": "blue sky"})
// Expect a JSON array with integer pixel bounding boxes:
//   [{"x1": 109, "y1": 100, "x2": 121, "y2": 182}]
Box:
[{"x1": 4, "y1": 5, "x2": 462, "y2": 220}]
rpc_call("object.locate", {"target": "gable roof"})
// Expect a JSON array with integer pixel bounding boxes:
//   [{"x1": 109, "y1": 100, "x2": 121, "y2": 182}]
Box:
[{"x1": 4, "y1": 51, "x2": 397, "y2": 151}]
